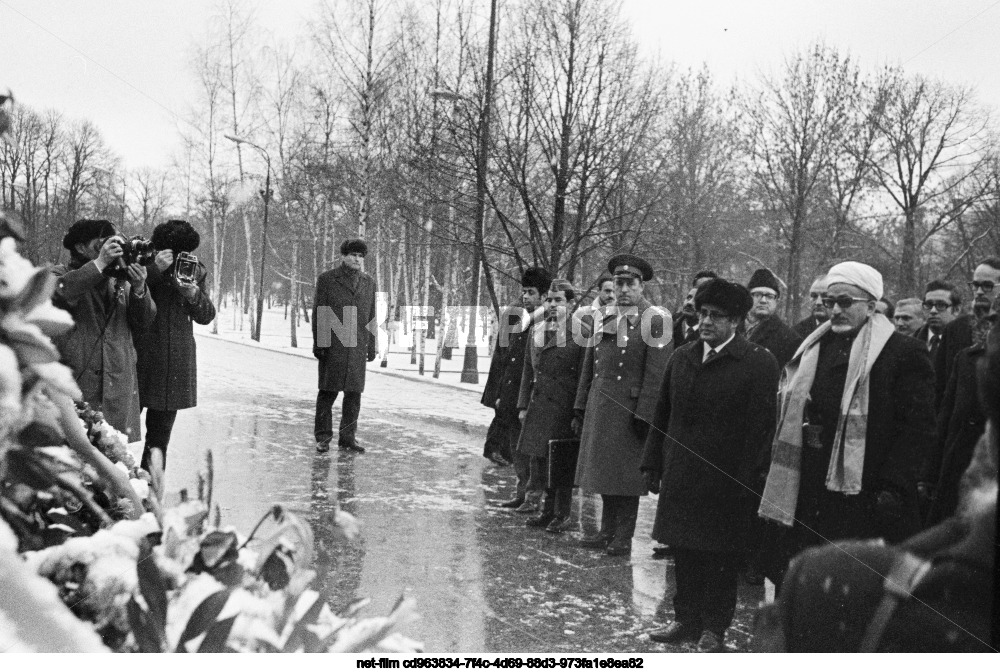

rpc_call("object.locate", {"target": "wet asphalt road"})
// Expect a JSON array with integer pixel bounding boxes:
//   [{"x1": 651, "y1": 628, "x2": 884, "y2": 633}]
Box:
[{"x1": 164, "y1": 336, "x2": 764, "y2": 653}]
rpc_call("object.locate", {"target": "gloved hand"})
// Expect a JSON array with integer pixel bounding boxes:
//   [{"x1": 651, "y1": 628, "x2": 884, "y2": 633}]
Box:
[
  {"x1": 571, "y1": 410, "x2": 584, "y2": 437},
  {"x1": 367, "y1": 349, "x2": 377, "y2": 362},
  {"x1": 644, "y1": 470, "x2": 660, "y2": 495},
  {"x1": 313, "y1": 347, "x2": 327, "y2": 360},
  {"x1": 631, "y1": 415, "x2": 650, "y2": 441},
  {"x1": 916, "y1": 481, "x2": 935, "y2": 503}
]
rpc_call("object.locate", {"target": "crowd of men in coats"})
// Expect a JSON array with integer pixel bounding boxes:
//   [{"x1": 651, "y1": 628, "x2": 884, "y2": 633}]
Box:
[{"x1": 480, "y1": 252, "x2": 999, "y2": 653}]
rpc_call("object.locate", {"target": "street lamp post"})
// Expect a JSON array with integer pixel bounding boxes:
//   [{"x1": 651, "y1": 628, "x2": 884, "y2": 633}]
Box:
[{"x1": 224, "y1": 134, "x2": 271, "y2": 343}]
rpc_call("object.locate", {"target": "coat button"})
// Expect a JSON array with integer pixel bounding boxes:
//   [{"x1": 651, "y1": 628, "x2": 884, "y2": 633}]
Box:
[
  {"x1": 616, "y1": 375, "x2": 622, "y2": 380},
  {"x1": 618, "y1": 362, "x2": 623, "y2": 367},
  {"x1": 621, "y1": 349, "x2": 626, "y2": 354}
]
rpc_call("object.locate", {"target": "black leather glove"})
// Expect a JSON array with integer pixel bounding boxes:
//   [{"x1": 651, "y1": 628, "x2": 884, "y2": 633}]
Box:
[
  {"x1": 367, "y1": 349, "x2": 377, "y2": 362},
  {"x1": 571, "y1": 410, "x2": 584, "y2": 438},
  {"x1": 631, "y1": 415, "x2": 649, "y2": 441},
  {"x1": 313, "y1": 347, "x2": 327, "y2": 360},
  {"x1": 644, "y1": 470, "x2": 660, "y2": 495}
]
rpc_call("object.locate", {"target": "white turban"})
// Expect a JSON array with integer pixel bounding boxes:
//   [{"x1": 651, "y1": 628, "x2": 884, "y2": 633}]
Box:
[{"x1": 825, "y1": 261, "x2": 883, "y2": 300}]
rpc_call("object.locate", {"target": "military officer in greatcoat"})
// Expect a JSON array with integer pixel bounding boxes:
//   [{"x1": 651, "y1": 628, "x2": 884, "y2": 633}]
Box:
[{"x1": 573, "y1": 254, "x2": 673, "y2": 556}]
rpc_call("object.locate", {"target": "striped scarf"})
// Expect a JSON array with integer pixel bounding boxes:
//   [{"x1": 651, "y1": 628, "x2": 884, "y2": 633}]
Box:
[{"x1": 759, "y1": 313, "x2": 895, "y2": 526}]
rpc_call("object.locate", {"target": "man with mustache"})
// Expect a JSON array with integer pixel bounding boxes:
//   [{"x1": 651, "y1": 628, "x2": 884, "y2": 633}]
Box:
[
  {"x1": 793, "y1": 276, "x2": 830, "y2": 340},
  {"x1": 759, "y1": 261, "x2": 936, "y2": 588},
  {"x1": 673, "y1": 270, "x2": 718, "y2": 347}
]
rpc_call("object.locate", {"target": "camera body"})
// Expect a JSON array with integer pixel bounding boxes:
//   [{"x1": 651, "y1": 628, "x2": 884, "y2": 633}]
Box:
[
  {"x1": 105, "y1": 235, "x2": 156, "y2": 280},
  {"x1": 174, "y1": 252, "x2": 199, "y2": 284}
]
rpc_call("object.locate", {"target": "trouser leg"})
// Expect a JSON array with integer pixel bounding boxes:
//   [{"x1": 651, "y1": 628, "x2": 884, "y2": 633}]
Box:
[
  {"x1": 141, "y1": 408, "x2": 178, "y2": 471},
  {"x1": 699, "y1": 551, "x2": 740, "y2": 636},
  {"x1": 611, "y1": 495, "x2": 640, "y2": 542},
  {"x1": 338, "y1": 391, "x2": 362, "y2": 444},
  {"x1": 483, "y1": 412, "x2": 506, "y2": 458},
  {"x1": 314, "y1": 390, "x2": 339, "y2": 444},
  {"x1": 671, "y1": 548, "x2": 706, "y2": 630},
  {"x1": 529, "y1": 455, "x2": 548, "y2": 506},
  {"x1": 553, "y1": 487, "x2": 573, "y2": 518},
  {"x1": 600, "y1": 494, "x2": 618, "y2": 539}
]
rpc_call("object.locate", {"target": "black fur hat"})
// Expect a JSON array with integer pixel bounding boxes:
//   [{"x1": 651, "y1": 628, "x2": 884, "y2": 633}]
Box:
[
  {"x1": 747, "y1": 268, "x2": 781, "y2": 297},
  {"x1": 695, "y1": 278, "x2": 753, "y2": 319},
  {"x1": 340, "y1": 239, "x2": 368, "y2": 256},
  {"x1": 63, "y1": 219, "x2": 116, "y2": 250},
  {"x1": 152, "y1": 219, "x2": 200, "y2": 253},
  {"x1": 521, "y1": 266, "x2": 553, "y2": 294}
]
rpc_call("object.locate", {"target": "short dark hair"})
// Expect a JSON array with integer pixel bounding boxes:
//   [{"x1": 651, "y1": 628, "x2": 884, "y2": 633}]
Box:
[
  {"x1": 923, "y1": 279, "x2": 961, "y2": 306},
  {"x1": 977, "y1": 256, "x2": 1000, "y2": 272},
  {"x1": 878, "y1": 296, "x2": 895, "y2": 319},
  {"x1": 693, "y1": 270, "x2": 718, "y2": 286},
  {"x1": 548, "y1": 278, "x2": 576, "y2": 302}
]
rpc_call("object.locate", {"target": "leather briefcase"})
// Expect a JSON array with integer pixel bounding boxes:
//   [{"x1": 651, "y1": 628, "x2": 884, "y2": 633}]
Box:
[{"x1": 547, "y1": 438, "x2": 580, "y2": 489}]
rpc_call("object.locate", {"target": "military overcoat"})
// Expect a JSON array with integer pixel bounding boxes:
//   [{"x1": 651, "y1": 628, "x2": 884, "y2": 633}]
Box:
[{"x1": 574, "y1": 299, "x2": 672, "y2": 495}]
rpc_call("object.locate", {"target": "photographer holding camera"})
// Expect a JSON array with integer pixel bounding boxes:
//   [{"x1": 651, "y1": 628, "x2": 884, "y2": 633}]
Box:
[
  {"x1": 52, "y1": 218, "x2": 157, "y2": 442},
  {"x1": 135, "y1": 220, "x2": 216, "y2": 471}
]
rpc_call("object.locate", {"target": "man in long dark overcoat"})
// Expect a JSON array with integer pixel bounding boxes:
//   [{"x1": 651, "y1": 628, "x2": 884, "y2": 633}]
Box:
[
  {"x1": 642, "y1": 278, "x2": 779, "y2": 653},
  {"x1": 135, "y1": 220, "x2": 216, "y2": 470},
  {"x1": 516, "y1": 279, "x2": 590, "y2": 532},
  {"x1": 793, "y1": 275, "x2": 830, "y2": 340},
  {"x1": 744, "y1": 268, "x2": 801, "y2": 370},
  {"x1": 312, "y1": 239, "x2": 379, "y2": 453},
  {"x1": 52, "y1": 219, "x2": 156, "y2": 442},
  {"x1": 759, "y1": 261, "x2": 936, "y2": 588},
  {"x1": 574, "y1": 254, "x2": 672, "y2": 556}
]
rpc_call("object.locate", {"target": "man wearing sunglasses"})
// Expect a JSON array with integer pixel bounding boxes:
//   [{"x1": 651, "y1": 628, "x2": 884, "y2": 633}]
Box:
[
  {"x1": 793, "y1": 275, "x2": 830, "y2": 340},
  {"x1": 934, "y1": 257, "x2": 1000, "y2": 403},
  {"x1": 759, "y1": 261, "x2": 936, "y2": 589}
]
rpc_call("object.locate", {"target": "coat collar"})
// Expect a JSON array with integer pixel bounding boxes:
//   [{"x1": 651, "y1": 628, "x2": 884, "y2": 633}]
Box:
[
  {"x1": 684, "y1": 333, "x2": 750, "y2": 365},
  {"x1": 332, "y1": 263, "x2": 361, "y2": 294}
]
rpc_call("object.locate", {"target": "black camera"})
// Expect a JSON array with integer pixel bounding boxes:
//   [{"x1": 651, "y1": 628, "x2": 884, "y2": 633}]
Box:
[
  {"x1": 105, "y1": 235, "x2": 156, "y2": 279},
  {"x1": 174, "y1": 251, "x2": 198, "y2": 283}
]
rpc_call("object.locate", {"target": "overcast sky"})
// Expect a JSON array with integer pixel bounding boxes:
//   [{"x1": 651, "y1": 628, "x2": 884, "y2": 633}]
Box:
[{"x1": 4, "y1": 0, "x2": 999, "y2": 170}]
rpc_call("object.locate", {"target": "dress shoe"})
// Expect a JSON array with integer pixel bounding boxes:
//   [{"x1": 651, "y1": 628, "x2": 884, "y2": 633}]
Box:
[
  {"x1": 338, "y1": 440, "x2": 365, "y2": 454},
  {"x1": 578, "y1": 533, "x2": 612, "y2": 549},
  {"x1": 649, "y1": 622, "x2": 700, "y2": 645},
  {"x1": 606, "y1": 541, "x2": 632, "y2": 557},
  {"x1": 525, "y1": 513, "x2": 555, "y2": 528},
  {"x1": 652, "y1": 545, "x2": 672, "y2": 558},
  {"x1": 316, "y1": 440, "x2": 331, "y2": 454},
  {"x1": 545, "y1": 515, "x2": 574, "y2": 533},
  {"x1": 498, "y1": 497, "x2": 525, "y2": 509},
  {"x1": 696, "y1": 630, "x2": 724, "y2": 653},
  {"x1": 486, "y1": 452, "x2": 512, "y2": 467},
  {"x1": 514, "y1": 501, "x2": 539, "y2": 514}
]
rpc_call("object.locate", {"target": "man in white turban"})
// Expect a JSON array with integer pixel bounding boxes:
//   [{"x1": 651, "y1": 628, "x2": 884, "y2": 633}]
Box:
[{"x1": 758, "y1": 261, "x2": 936, "y2": 588}]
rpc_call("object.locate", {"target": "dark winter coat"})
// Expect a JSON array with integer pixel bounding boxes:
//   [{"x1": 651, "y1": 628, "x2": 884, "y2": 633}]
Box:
[
  {"x1": 934, "y1": 314, "x2": 973, "y2": 405},
  {"x1": 515, "y1": 316, "x2": 590, "y2": 458},
  {"x1": 482, "y1": 305, "x2": 525, "y2": 409},
  {"x1": 924, "y1": 344, "x2": 987, "y2": 525},
  {"x1": 135, "y1": 262, "x2": 216, "y2": 411},
  {"x1": 793, "y1": 316, "x2": 825, "y2": 340},
  {"x1": 747, "y1": 314, "x2": 802, "y2": 370},
  {"x1": 574, "y1": 299, "x2": 672, "y2": 496},
  {"x1": 312, "y1": 264, "x2": 378, "y2": 393},
  {"x1": 52, "y1": 259, "x2": 157, "y2": 441},
  {"x1": 641, "y1": 336, "x2": 779, "y2": 553},
  {"x1": 795, "y1": 330, "x2": 937, "y2": 545}
]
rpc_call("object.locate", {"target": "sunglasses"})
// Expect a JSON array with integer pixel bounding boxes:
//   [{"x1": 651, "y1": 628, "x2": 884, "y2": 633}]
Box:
[
  {"x1": 821, "y1": 295, "x2": 870, "y2": 310},
  {"x1": 922, "y1": 300, "x2": 952, "y2": 311},
  {"x1": 968, "y1": 280, "x2": 996, "y2": 293}
]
